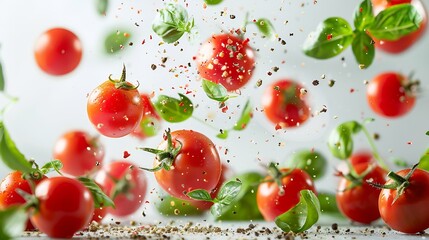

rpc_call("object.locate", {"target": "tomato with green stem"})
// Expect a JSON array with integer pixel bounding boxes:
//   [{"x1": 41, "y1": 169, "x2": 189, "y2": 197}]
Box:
[
  {"x1": 53, "y1": 130, "x2": 104, "y2": 176},
  {"x1": 256, "y1": 163, "x2": 316, "y2": 221},
  {"x1": 131, "y1": 93, "x2": 162, "y2": 140},
  {"x1": 34, "y1": 28, "x2": 82, "y2": 75},
  {"x1": 262, "y1": 79, "x2": 310, "y2": 128},
  {"x1": 87, "y1": 66, "x2": 143, "y2": 138},
  {"x1": 141, "y1": 129, "x2": 221, "y2": 201}
]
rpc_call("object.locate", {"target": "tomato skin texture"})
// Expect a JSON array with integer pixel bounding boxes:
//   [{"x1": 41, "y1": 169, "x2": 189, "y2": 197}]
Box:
[
  {"x1": 30, "y1": 176, "x2": 94, "y2": 238},
  {"x1": 131, "y1": 93, "x2": 162, "y2": 140},
  {"x1": 262, "y1": 79, "x2": 310, "y2": 128},
  {"x1": 87, "y1": 81, "x2": 143, "y2": 138},
  {"x1": 0, "y1": 171, "x2": 45, "y2": 231},
  {"x1": 367, "y1": 72, "x2": 415, "y2": 118},
  {"x1": 53, "y1": 130, "x2": 104, "y2": 176},
  {"x1": 196, "y1": 34, "x2": 255, "y2": 91},
  {"x1": 34, "y1": 28, "x2": 82, "y2": 75},
  {"x1": 336, "y1": 163, "x2": 387, "y2": 224},
  {"x1": 95, "y1": 161, "x2": 147, "y2": 217},
  {"x1": 154, "y1": 130, "x2": 221, "y2": 201},
  {"x1": 371, "y1": 0, "x2": 427, "y2": 54},
  {"x1": 256, "y1": 168, "x2": 316, "y2": 221},
  {"x1": 379, "y1": 168, "x2": 429, "y2": 234}
]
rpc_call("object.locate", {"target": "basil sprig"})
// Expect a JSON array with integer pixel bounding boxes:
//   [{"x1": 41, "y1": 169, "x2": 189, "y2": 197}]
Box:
[{"x1": 303, "y1": 0, "x2": 423, "y2": 68}]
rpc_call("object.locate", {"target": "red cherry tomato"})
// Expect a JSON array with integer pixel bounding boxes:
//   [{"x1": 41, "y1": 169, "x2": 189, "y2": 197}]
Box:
[
  {"x1": 0, "y1": 171, "x2": 46, "y2": 231},
  {"x1": 195, "y1": 34, "x2": 255, "y2": 91},
  {"x1": 379, "y1": 168, "x2": 429, "y2": 233},
  {"x1": 53, "y1": 130, "x2": 104, "y2": 176},
  {"x1": 87, "y1": 68, "x2": 143, "y2": 138},
  {"x1": 371, "y1": 0, "x2": 427, "y2": 54},
  {"x1": 336, "y1": 163, "x2": 387, "y2": 224},
  {"x1": 30, "y1": 176, "x2": 94, "y2": 238},
  {"x1": 95, "y1": 161, "x2": 147, "y2": 217},
  {"x1": 131, "y1": 93, "x2": 162, "y2": 140},
  {"x1": 337, "y1": 150, "x2": 375, "y2": 174},
  {"x1": 367, "y1": 72, "x2": 416, "y2": 118},
  {"x1": 34, "y1": 28, "x2": 82, "y2": 75},
  {"x1": 152, "y1": 130, "x2": 221, "y2": 201},
  {"x1": 256, "y1": 168, "x2": 316, "y2": 221},
  {"x1": 262, "y1": 79, "x2": 310, "y2": 128}
]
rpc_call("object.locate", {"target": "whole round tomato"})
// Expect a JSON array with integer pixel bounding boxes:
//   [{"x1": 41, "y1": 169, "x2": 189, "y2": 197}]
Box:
[
  {"x1": 195, "y1": 34, "x2": 255, "y2": 91},
  {"x1": 131, "y1": 93, "x2": 162, "y2": 140},
  {"x1": 149, "y1": 130, "x2": 221, "y2": 201},
  {"x1": 379, "y1": 168, "x2": 429, "y2": 233},
  {"x1": 34, "y1": 28, "x2": 82, "y2": 75},
  {"x1": 336, "y1": 162, "x2": 387, "y2": 224},
  {"x1": 53, "y1": 130, "x2": 104, "y2": 176},
  {"x1": 256, "y1": 168, "x2": 316, "y2": 221},
  {"x1": 30, "y1": 176, "x2": 94, "y2": 238},
  {"x1": 87, "y1": 67, "x2": 143, "y2": 138},
  {"x1": 0, "y1": 171, "x2": 46, "y2": 231},
  {"x1": 262, "y1": 79, "x2": 310, "y2": 128},
  {"x1": 95, "y1": 161, "x2": 147, "y2": 217},
  {"x1": 367, "y1": 72, "x2": 416, "y2": 118},
  {"x1": 371, "y1": 0, "x2": 427, "y2": 54}
]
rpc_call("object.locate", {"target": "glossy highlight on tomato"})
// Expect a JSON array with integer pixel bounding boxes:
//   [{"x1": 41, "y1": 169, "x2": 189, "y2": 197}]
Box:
[
  {"x1": 34, "y1": 28, "x2": 82, "y2": 75},
  {"x1": 195, "y1": 34, "x2": 255, "y2": 91}
]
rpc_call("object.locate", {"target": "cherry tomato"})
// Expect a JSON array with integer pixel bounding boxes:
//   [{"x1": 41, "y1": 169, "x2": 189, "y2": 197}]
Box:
[
  {"x1": 367, "y1": 72, "x2": 416, "y2": 118},
  {"x1": 95, "y1": 161, "x2": 147, "y2": 217},
  {"x1": 256, "y1": 168, "x2": 316, "y2": 221},
  {"x1": 30, "y1": 176, "x2": 94, "y2": 238},
  {"x1": 131, "y1": 93, "x2": 162, "y2": 140},
  {"x1": 336, "y1": 163, "x2": 387, "y2": 224},
  {"x1": 151, "y1": 130, "x2": 221, "y2": 201},
  {"x1": 379, "y1": 168, "x2": 429, "y2": 233},
  {"x1": 371, "y1": 0, "x2": 427, "y2": 54},
  {"x1": 195, "y1": 34, "x2": 255, "y2": 91},
  {"x1": 87, "y1": 67, "x2": 143, "y2": 138},
  {"x1": 53, "y1": 130, "x2": 104, "y2": 176},
  {"x1": 336, "y1": 150, "x2": 375, "y2": 174},
  {"x1": 34, "y1": 28, "x2": 82, "y2": 75},
  {"x1": 0, "y1": 171, "x2": 45, "y2": 231},
  {"x1": 262, "y1": 79, "x2": 310, "y2": 128}
]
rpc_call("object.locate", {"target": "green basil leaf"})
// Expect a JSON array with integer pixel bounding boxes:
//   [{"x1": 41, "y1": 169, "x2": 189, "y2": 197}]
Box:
[
  {"x1": 186, "y1": 189, "x2": 213, "y2": 202},
  {"x1": 317, "y1": 192, "x2": 341, "y2": 215},
  {"x1": 152, "y1": 4, "x2": 195, "y2": 43},
  {"x1": 354, "y1": 0, "x2": 374, "y2": 31},
  {"x1": 255, "y1": 18, "x2": 276, "y2": 40},
  {"x1": 77, "y1": 177, "x2": 115, "y2": 208},
  {"x1": 233, "y1": 100, "x2": 252, "y2": 131},
  {"x1": 418, "y1": 148, "x2": 429, "y2": 171},
  {"x1": 368, "y1": 4, "x2": 423, "y2": 41},
  {"x1": 0, "y1": 122, "x2": 33, "y2": 173},
  {"x1": 303, "y1": 17, "x2": 354, "y2": 59},
  {"x1": 275, "y1": 190, "x2": 320, "y2": 233},
  {"x1": 0, "y1": 207, "x2": 27, "y2": 240},
  {"x1": 289, "y1": 150, "x2": 327, "y2": 180},
  {"x1": 154, "y1": 94, "x2": 193, "y2": 123},
  {"x1": 351, "y1": 32, "x2": 375, "y2": 69},
  {"x1": 393, "y1": 159, "x2": 409, "y2": 167},
  {"x1": 139, "y1": 116, "x2": 162, "y2": 137},
  {"x1": 104, "y1": 29, "x2": 132, "y2": 54},
  {"x1": 426, "y1": 131, "x2": 429, "y2": 136},
  {"x1": 40, "y1": 160, "x2": 63, "y2": 175},
  {"x1": 155, "y1": 194, "x2": 204, "y2": 216},
  {"x1": 0, "y1": 60, "x2": 4, "y2": 91},
  {"x1": 204, "y1": 0, "x2": 223, "y2": 5},
  {"x1": 96, "y1": 0, "x2": 108, "y2": 15},
  {"x1": 202, "y1": 79, "x2": 230, "y2": 102},
  {"x1": 327, "y1": 121, "x2": 362, "y2": 160},
  {"x1": 216, "y1": 130, "x2": 229, "y2": 139},
  {"x1": 215, "y1": 180, "x2": 242, "y2": 205}
]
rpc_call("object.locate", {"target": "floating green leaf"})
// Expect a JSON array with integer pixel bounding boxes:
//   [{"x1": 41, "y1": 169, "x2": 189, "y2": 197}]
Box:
[
  {"x1": 96, "y1": 0, "x2": 108, "y2": 15},
  {"x1": 40, "y1": 160, "x2": 63, "y2": 175},
  {"x1": 351, "y1": 32, "x2": 375, "y2": 69},
  {"x1": 202, "y1": 79, "x2": 232, "y2": 102},
  {"x1": 289, "y1": 150, "x2": 327, "y2": 180},
  {"x1": 418, "y1": 148, "x2": 429, "y2": 171},
  {"x1": 104, "y1": 29, "x2": 132, "y2": 54},
  {"x1": 155, "y1": 194, "x2": 204, "y2": 216},
  {"x1": 216, "y1": 130, "x2": 229, "y2": 139},
  {"x1": 0, "y1": 207, "x2": 27, "y2": 240},
  {"x1": 186, "y1": 189, "x2": 212, "y2": 202},
  {"x1": 204, "y1": 0, "x2": 223, "y2": 5},
  {"x1": 77, "y1": 177, "x2": 115, "y2": 209},
  {"x1": 0, "y1": 122, "x2": 33, "y2": 173},
  {"x1": 233, "y1": 100, "x2": 252, "y2": 131},
  {"x1": 354, "y1": 0, "x2": 374, "y2": 31},
  {"x1": 254, "y1": 18, "x2": 276, "y2": 40},
  {"x1": 152, "y1": 4, "x2": 195, "y2": 43},
  {"x1": 154, "y1": 94, "x2": 193, "y2": 123},
  {"x1": 317, "y1": 192, "x2": 342, "y2": 216},
  {"x1": 327, "y1": 121, "x2": 362, "y2": 160}
]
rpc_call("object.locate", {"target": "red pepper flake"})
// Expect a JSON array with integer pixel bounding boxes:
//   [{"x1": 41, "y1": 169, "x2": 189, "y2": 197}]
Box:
[
  {"x1": 327, "y1": 34, "x2": 333, "y2": 40},
  {"x1": 350, "y1": 88, "x2": 355, "y2": 93},
  {"x1": 275, "y1": 123, "x2": 282, "y2": 130},
  {"x1": 242, "y1": 38, "x2": 250, "y2": 45},
  {"x1": 222, "y1": 106, "x2": 228, "y2": 113},
  {"x1": 359, "y1": 7, "x2": 363, "y2": 12},
  {"x1": 141, "y1": 39, "x2": 146, "y2": 45},
  {"x1": 407, "y1": 141, "x2": 412, "y2": 145},
  {"x1": 149, "y1": 35, "x2": 153, "y2": 40},
  {"x1": 179, "y1": 102, "x2": 184, "y2": 107},
  {"x1": 123, "y1": 151, "x2": 131, "y2": 158}
]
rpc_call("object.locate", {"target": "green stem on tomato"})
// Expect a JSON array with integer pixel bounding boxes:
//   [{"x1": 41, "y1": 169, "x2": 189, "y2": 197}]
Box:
[{"x1": 361, "y1": 124, "x2": 389, "y2": 171}]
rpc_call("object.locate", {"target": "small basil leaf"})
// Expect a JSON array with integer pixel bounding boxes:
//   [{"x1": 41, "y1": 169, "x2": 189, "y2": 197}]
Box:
[
  {"x1": 0, "y1": 122, "x2": 33, "y2": 173},
  {"x1": 0, "y1": 207, "x2": 27, "y2": 240},
  {"x1": 155, "y1": 194, "x2": 203, "y2": 216},
  {"x1": 418, "y1": 148, "x2": 429, "y2": 171},
  {"x1": 210, "y1": 203, "x2": 225, "y2": 217},
  {"x1": 303, "y1": 17, "x2": 354, "y2": 59},
  {"x1": 275, "y1": 190, "x2": 320, "y2": 233},
  {"x1": 317, "y1": 192, "x2": 341, "y2": 215},
  {"x1": 0, "y1": 60, "x2": 4, "y2": 91},
  {"x1": 152, "y1": 4, "x2": 195, "y2": 43},
  {"x1": 202, "y1": 79, "x2": 230, "y2": 102},
  {"x1": 327, "y1": 121, "x2": 362, "y2": 160},
  {"x1": 233, "y1": 100, "x2": 252, "y2": 131},
  {"x1": 40, "y1": 160, "x2": 63, "y2": 175},
  {"x1": 368, "y1": 4, "x2": 423, "y2": 41},
  {"x1": 140, "y1": 116, "x2": 162, "y2": 137},
  {"x1": 289, "y1": 150, "x2": 327, "y2": 180},
  {"x1": 216, "y1": 130, "x2": 229, "y2": 139},
  {"x1": 186, "y1": 189, "x2": 213, "y2": 202},
  {"x1": 351, "y1": 32, "x2": 375, "y2": 69},
  {"x1": 426, "y1": 131, "x2": 429, "y2": 136},
  {"x1": 77, "y1": 177, "x2": 115, "y2": 209},
  {"x1": 204, "y1": 0, "x2": 223, "y2": 5},
  {"x1": 254, "y1": 18, "x2": 276, "y2": 40},
  {"x1": 96, "y1": 0, "x2": 108, "y2": 15},
  {"x1": 354, "y1": 0, "x2": 374, "y2": 31},
  {"x1": 104, "y1": 29, "x2": 132, "y2": 54},
  {"x1": 154, "y1": 94, "x2": 193, "y2": 123},
  {"x1": 215, "y1": 180, "x2": 242, "y2": 205}
]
